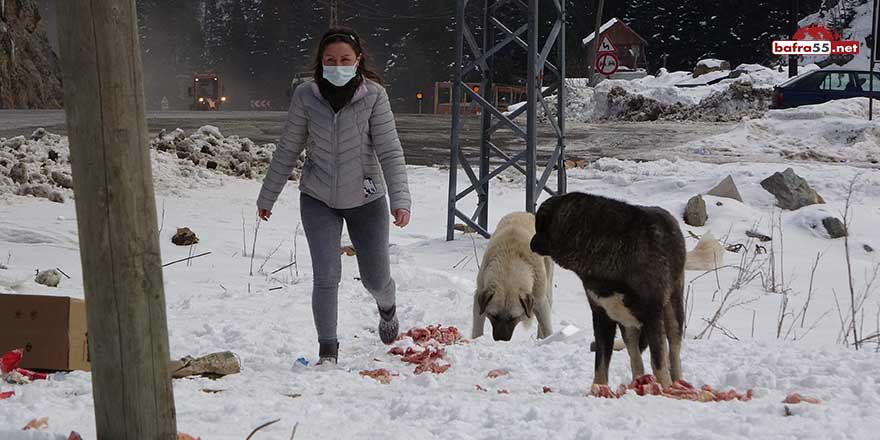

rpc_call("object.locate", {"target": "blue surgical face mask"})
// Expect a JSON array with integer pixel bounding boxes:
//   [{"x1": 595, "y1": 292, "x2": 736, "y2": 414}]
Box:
[{"x1": 323, "y1": 64, "x2": 358, "y2": 87}]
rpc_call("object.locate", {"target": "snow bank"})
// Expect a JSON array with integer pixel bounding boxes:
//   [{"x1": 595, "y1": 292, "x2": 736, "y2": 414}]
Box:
[
  {"x1": 682, "y1": 98, "x2": 880, "y2": 163},
  {"x1": 557, "y1": 64, "x2": 821, "y2": 122},
  {"x1": 0, "y1": 127, "x2": 301, "y2": 202}
]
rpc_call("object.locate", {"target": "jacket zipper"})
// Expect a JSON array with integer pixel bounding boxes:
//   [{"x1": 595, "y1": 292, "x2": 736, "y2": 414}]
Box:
[{"x1": 330, "y1": 111, "x2": 339, "y2": 206}]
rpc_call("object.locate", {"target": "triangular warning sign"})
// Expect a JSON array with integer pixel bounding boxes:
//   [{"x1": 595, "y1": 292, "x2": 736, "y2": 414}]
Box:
[{"x1": 597, "y1": 36, "x2": 617, "y2": 54}]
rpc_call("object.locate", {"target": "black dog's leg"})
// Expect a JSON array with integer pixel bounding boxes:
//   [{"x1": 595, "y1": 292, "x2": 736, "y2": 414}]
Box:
[
  {"x1": 620, "y1": 325, "x2": 645, "y2": 380},
  {"x1": 644, "y1": 315, "x2": 671, "y2": 386},
  {"x1": 591, "y1": 305, "x2": 617, "y2": 385},
  {"x1": 664, "y1": 283, "x2": 685, "y2": 382}
]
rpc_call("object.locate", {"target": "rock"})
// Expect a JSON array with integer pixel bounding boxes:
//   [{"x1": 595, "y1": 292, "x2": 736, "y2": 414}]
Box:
[
  {"x1": 2, "y1": 136, "x2": 26, "y2": 150},
  {"x1": 200, "y1": 145, "x2": 214, "y2": 156},
  {"x1": 17, "y1": 183, "x2": 52, "y2": 199},
  {"x1": 706, "y1": 175, "x2": 743, "y2": 202},
  {"x1": 233, "y1": 151, "x2": 252, "y2": 164},
  {"x1": 50, "y1": 171, "x2": 73, "y2": 189},
  {"x1": 746, "y1": 230, "x2": 772, "y2": 242},
  {"x1": 693, "y1": 58, "x2": 731, "y2": 78},
  {"x1": 47, "y1": 149, "x2": 59, "y2": 162},
  {"x1": 340, "y1": 246, "x2": 356, "y2": 256},
  {"x1": 821, "y1": 217, "x2": 847, "y2": 238},
  {"x1": 30, "y1": 128, "x2": 47, "y2": 141},
  {"x1": 235, "y1": 161, "x2": 251, "y2": 176},
  {"x1": 176, "y1": 151, "x2": 190, "y2": 160},
  {"x1": 172, "y1": 227, "x2": 199, "y2": 246},
  {"x1": 206, "y1": 160, "x2": 218, "y2": 170},
  {"x1": 156, "y1": 142, "x2": 173, "y2": 152},
  {"x1": 684, "y1": 195, "x2": 708, "y2": 226},
  {"x1": 35, "y1": 269, "x2": 61, "y2": 287},
  {"x1": 760, "y1": 168, "x2": 824, "y2": 210},
  {"x1": 176, "y1": 138, "x2": 196, "y2": 153},
  {"x1": 48, "y1": 191, "x2": 65, "y2": 203},
  {"x1": 865, "y1": 244, "x2": 874, "y2": 253},
  {"x1": 9, "y1": 162, "x2": 28, "y2": 184},
  {"x1": 169, "y1": 351, "x2": 241, "y2": 379},
  {"x1": 564, "y1": 160, "x2": 577, "y2": 169},
  {"x1": 685, "y1": 232, "x2": 726, "y2": 271}
]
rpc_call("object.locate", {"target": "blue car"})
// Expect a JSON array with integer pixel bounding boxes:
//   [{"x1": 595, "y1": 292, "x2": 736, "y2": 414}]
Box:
[{"x1": 771, "y1": 68, "x2": 880, "y2": 109}]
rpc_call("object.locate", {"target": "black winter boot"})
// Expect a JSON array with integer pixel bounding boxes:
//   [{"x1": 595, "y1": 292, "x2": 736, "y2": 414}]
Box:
[
  {"x1": 316, "y1": 341, "x2": 338, "y2": 366},
  {"x1": 378, "y1": 304, "x2": 399, "y2": 345}
]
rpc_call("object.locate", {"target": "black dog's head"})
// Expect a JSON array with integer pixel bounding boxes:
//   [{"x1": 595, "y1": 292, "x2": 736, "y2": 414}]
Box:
[{"x1": 530, "y1": 195, "x2": 564, "y2": 257}]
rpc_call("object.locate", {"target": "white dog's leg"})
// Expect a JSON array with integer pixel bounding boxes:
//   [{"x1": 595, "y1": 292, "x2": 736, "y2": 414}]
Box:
[
  {"x1": 535, "y1": 297, "x2": 553, "y2": 339},
  {"x1": 544, "y1": 257, "x2": 555, "y2": 308},
  {"x1": 472, "y1": 294, "x2": 486, "y2": 339}
]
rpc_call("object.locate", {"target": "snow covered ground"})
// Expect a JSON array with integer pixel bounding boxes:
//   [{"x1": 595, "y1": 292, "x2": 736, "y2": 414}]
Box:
[{"x1": 1, "y1": 116, "x2": 880, "y2": 438}]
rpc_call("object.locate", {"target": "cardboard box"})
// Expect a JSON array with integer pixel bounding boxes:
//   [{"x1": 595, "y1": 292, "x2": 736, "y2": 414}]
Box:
[{"x1": 0, "y1": 294, "x2": 90, "y2": 371}]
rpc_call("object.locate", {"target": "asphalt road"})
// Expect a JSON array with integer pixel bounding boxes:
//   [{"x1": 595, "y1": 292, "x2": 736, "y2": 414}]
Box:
[{"x1": 0, "y1": 110, "x2": 733, "y2": 166}]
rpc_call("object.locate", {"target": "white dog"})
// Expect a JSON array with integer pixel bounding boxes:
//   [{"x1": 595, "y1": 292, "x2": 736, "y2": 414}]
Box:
[{"x1": 472, "y1": 212, "x2": 554, "y2": 341}]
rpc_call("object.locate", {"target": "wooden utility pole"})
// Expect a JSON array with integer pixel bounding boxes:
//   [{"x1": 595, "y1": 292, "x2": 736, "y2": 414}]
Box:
[
  {"x1": 56, "y1": 1, "x2": 177, "y2": 439},
  {"x1": 330, "y1": 0, "x2": 339, "y2": 27},
  {"x1": 589, "y1": 0, "x2": 606, "y2": 86}
]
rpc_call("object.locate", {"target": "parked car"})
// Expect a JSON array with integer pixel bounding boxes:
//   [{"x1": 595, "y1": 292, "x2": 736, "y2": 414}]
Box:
[{"x1": 771, "y1": 67, "x2": 880, "y2": 109}]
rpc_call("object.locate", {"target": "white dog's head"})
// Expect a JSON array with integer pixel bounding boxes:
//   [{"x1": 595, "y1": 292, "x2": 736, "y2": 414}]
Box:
[{"x1": 477, "y1": 266, "x2": 536, "y2": 341}]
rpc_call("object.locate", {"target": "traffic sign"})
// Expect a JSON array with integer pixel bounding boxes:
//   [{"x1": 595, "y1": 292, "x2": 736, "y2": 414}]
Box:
[
  {"x1": 596, "y1": 53, "x2": 620, "y2": 76},
  {"x1": 597, "y1": 35, "x2": 617, "y2": 54}
]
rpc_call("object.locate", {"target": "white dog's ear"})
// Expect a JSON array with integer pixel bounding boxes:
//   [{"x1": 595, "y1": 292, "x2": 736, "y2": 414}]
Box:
[
  {"x1": 519, "y1": 295, "x2": 534, "y2": 319},
  {"x1": 478, "y1": 289, "x2": 494, "y2": 315}
]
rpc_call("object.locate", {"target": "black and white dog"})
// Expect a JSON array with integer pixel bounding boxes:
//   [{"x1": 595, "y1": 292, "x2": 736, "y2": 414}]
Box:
[{"x1": 530, "y1": 192, "x2": 686, "y2": 387}]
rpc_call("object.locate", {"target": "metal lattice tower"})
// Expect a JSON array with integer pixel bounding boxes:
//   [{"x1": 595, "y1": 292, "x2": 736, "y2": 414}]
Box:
[
  {"x1": 330, "y1": 0, "x2": 339, "y2": 27},
  {"x1": 446, "y1": 0, "x2": 567, "y2": 240}
]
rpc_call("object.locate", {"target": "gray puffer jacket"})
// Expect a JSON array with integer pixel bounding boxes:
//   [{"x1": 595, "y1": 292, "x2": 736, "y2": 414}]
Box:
[{"x1": 257, "y1": 78, "x2": 411, "y2": 212}]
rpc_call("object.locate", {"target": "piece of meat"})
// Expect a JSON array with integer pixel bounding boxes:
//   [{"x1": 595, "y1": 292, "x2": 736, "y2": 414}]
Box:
[
  {"x1": 413, "y1": 361, "x2": 450, "y2": 375},
  {"x1": 497, "y1": 389, "x2": 509, "y2": 394},
  {"x1": 399, "y1": 325, "x2": 464, "y2": 346},
  {"x1": 487, "y1": 369, "x2": 508, "y2": 378},
  {"x1": 476, "y1": 384, "x2": 487, "y2": 392},
  {"x1": 0, "y1": 391, "x2": 14, "y2": 400},
  {"x1": 783, "y1": 393, "x2": 820, "y2": 404},
  {"x1": 542, "y1": 386, "x2": 553, "y2": 394},
  {"x1": 67, "y1": 432, "x2": 84, "y2": 440},
  {"x1": 23, "y1": 417, "x2": 49, "y2": 430},
  {"x1": 590, "y1": 384, "x2": 620, "y2": 399},
  {"x1": 359, "y1": 368, "x2": 396, "y2": 384}
]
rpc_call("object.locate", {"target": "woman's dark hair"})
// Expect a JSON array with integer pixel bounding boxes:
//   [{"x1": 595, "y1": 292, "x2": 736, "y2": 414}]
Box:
[{"x1": 312, "y1": 27, "x2": 382, "y2": 83}]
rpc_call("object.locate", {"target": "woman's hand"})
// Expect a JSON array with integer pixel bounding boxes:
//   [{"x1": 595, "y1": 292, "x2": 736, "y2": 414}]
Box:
[
  {"x1": 393, "y1": 209, "x2": 410, "y2": 228},
  {"x1": 258, "y1": 208, "x2": 272, "y2": 221}
]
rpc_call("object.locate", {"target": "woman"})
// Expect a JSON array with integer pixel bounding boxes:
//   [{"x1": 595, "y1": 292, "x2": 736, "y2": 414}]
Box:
[{"x1": 257, "y1": 28, "x2": 411, "y2": 365}]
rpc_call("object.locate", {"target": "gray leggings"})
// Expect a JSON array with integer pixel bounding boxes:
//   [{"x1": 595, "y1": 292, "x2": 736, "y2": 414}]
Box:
[{"x1": 300, "y1": 193, "x2": 396, "y2": 344}]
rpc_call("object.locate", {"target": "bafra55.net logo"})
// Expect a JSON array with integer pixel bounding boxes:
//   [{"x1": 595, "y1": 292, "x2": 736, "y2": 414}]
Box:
[{"x1": 772, "y1": 24, "x2": 860, "y2": 55}]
